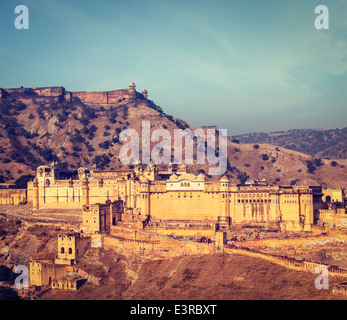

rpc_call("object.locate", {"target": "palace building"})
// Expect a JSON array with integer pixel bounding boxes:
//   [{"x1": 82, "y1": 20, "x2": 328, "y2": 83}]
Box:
[{"x1": 27, "y1": 162, "x2": 325, "y2": 232}]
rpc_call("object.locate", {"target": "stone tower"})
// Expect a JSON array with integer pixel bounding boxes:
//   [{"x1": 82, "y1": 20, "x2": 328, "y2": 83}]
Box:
[
  {"x1": 129, "y1": 82, "x2": 136, "y2": 99},
  {"x1": 140, "y1": 176, "x2": 150, "y2": 215},
  {"x1": 142, "y1": 89, "x2": 148, "y2": 99}
]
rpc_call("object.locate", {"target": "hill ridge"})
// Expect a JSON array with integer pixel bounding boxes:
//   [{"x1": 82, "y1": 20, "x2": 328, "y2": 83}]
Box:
[{"x1": 0, "y1": 85, "x2": 346, "y2": 189}]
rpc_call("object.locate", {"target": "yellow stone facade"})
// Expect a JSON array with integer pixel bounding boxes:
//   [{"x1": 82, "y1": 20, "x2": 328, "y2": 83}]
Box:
[
  {"x1": 0, "y1": 188, "x2": 27, "y2": 205},
  {"x1": 25, "y1": 162, "x2": 327, "y2": 232},
  {"x1": 29, "y1": 260, "x2": 67, "y2": 287},
  {"x1": 82, "y1": 201, "x2": 124, "y2": 234},
  {"x1": 55, "y1": 233, "x2": 91, "y2": 265}
]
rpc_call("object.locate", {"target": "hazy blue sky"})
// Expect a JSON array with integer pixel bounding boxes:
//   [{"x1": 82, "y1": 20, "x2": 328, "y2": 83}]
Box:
[{"x1": 0, "y1": 0, "x2": 346, "y2": 135}]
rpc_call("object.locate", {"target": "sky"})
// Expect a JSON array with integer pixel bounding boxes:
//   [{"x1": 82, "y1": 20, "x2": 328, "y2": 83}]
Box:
[{"x1": 0, "y1": 0, "x2": 346, "y2": 136}]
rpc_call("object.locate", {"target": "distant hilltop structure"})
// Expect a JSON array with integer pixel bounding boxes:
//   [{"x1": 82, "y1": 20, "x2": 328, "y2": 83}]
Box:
[{"x1": 0, "y1": 82, "x2": 149, "y2": 107}]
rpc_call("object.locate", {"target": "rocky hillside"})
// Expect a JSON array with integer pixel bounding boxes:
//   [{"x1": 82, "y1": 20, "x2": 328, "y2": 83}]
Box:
[
  {"x1": 0, "y1": 88, "x2": 346, "y2": 189},
  {"x1": 0, "y1": 213, "x2": 346, "y2": 300},
  {"x1": 234, "y1": 128, "x2": 347, "y2": 159}
]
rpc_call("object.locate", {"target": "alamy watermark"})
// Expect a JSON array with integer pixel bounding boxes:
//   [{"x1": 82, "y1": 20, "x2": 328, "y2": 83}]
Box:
[
  {"x1": 14, "y1": 265, "x2": 29, "y2": 290},
  {"x1": 314, "y1": 5, "x2": 329, "y2": 30},
  {"x1": 13, "y1": 4, "x2": 330, "y2": 31},
  {"x1": 14, "y1": 5, "x2": 29, "y2": 30},
  {"x1": 119, "y1": 121, "x2": 228, "y2": 176},
  {"x1": 314, "y1": 265, "x2": 329, "y2": 290}
]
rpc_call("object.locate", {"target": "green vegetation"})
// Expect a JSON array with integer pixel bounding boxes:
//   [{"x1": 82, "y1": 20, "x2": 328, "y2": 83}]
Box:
[
  {"x1": 237, "y1": 172, "x2": 249, "y2": 184},
  {"x1": 261, "y1": 154, "x2": 269, "y2": 161},
  {"x1": 306, "y1": 160, "x2": 316, "y2": 174},
  {"x1": 98, "y1": 140, "x2": 112, "y2": 150},
  {"x1": 14, "y1": 174, "x2": 35, "y2": 189},
  {"x1": 23, "y1": 88, "x2": 37, "y2": 96},
  {"x1": 290, "y1": 179, "x2": 299, "y2": 186},
  {"x1": 234, "y1": 128, "x2": 347, "y2": 159},
  {"x1": 92, "y1": 154, "x2": 111, "y2": 170},
  {"x1": 40, "y1": 148, "x2": 58, "y2": 162},
  {"x1": 330, "y1": 161, "x2": 338, "y2": 167}
]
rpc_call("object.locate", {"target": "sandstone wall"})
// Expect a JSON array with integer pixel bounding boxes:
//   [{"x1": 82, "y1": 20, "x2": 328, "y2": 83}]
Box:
[
  {"x1": 0, "y1": 189, "x2": 27, "y2": 205},
  {"x1": 103, "y1": 226, "x2": 215, "y2": 259}
]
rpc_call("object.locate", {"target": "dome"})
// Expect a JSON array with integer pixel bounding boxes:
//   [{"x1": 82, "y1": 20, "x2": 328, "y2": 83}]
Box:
[{"x1": 129, "y1": 82, "x2": 135, "y2": 87}]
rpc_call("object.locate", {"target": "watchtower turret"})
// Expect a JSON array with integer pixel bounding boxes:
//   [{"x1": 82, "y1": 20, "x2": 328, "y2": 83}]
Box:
[{"x1": 129, "y1": 82, "x2": 136, "y2": 99}]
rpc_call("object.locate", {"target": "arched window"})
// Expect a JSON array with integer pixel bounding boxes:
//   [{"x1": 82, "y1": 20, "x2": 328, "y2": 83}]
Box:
[
  {"x1": 61, "y1": 247, "x2": 64, "y2": 254},
  {"x1": 68, "y1": 248, "x2": 72, "y2": 254}
]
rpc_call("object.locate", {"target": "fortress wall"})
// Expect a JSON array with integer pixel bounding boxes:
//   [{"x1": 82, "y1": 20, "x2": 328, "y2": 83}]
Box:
[
  {"x1": 34, "y1": 184, "x2": 118, "y2": 209},
  {"x1": 37, "y1": 185, "x2": 83, "y2": 209},
  {"x1": 147, "y1": 227, "x2": 216, "y2": 238},
  {"x1": 238, "y1": 235, "x2": 328, "y2": 249},
  {"x1": 0, "y1": 189, "x2": 27, "y2": 205},
  {"x1": 29, "y1": 261, "x2": 67, "y2": 287},
  {"x1": 107, "y1": 89, "x2": 130, "y2": 103},
  {"x1": 148, "y1": 192, "x2": 222, "y2": 220},
  {"x1": 232, "y1": 202, "x2": 271, "y2": 224},
  {"x1": 312, "y1": 225, "x2": 347, "y2": 240},
  {"x1": 3, "y1": 86, "x2": 64, "y2": 97},
  {"x1": 73, "y1": 91, "x2": 109, "y2": 104},
  {"x1": 224, "y1": 246, "x2": 347, "y2": 277},
  {"x1": 27, "y1": 182, "x2": 34, "y2": 204},
  {"x1": 104, "y1": 227, "x2": 215, "y2": 259},
  {"x1": 72, "y1": 89, "x2": 131, "y2": 104},
  {"x1": 88, "y1": 185, "x2": 117, "y2": 204},
  {"x1": 32, "y1": 86, "x2": 64, "y2": 97}
]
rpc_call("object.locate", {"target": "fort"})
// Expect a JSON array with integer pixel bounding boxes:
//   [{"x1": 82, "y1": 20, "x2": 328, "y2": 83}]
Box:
[
  {"x1": 0, "y1": 82, "x2": 346, "y2": 297},
  {"x1": 0, "y1": 82, "x2": 149, "y2": 108},
  {"x1": 15, "y1": 161, "x2": 346, "y2": 234},
  {"x1": 1, "y1": 161, "x2": 346, "y2": 298}
]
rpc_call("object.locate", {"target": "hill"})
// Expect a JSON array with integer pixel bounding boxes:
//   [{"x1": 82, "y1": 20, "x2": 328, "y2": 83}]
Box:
[
  {"x1": 234, "y1": 128, "x2": 347, "y2": 159},
  {"x1": 0, "y1": 86, "x2": 346, "y2": 189}
]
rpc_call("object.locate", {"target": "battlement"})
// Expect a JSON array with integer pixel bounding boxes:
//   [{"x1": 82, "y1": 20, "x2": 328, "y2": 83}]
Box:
[{"x1": 0, "y1": 82, "x2": 148, "y2": 106}]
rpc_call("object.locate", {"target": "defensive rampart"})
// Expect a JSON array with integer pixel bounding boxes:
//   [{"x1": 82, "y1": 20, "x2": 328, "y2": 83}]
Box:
[
  {"x1": 103, "y1": 226, "x2": 215, "y2": 259},
  {"x1": 224, "y1": 245, "x2": 347, "y2": 278},
  {"x1": 0, "y1": 189, "x2": 27, "y2": 205}
]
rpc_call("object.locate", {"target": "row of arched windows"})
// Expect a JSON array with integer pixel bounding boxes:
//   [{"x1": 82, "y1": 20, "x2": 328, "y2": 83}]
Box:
[
  {"x1": 61, "y1": 247, "x2": 73, "y2": 254},
  {"x1": 180, "y1": 182, "x2": 190, "y2": 187}
]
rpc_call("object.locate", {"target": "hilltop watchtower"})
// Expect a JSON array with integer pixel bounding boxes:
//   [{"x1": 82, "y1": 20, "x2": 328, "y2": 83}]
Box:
[
  {"x1": 129, "y1": 82, "x2": 136, "y2": 99},
  {"x1": 142, "y1": 89, "x2": 148, "y2": 99}
]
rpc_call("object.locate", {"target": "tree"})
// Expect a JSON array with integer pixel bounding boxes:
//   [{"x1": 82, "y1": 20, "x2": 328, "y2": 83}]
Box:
[
  {"x1": 98, "y1": 140, "x2": 111, "y2": 150},
  {"x1": 23, "y1": 88, "x2": 37, "y2": 96},
  {"x1": 92, "y1": 154, "x2": 110, "y2": 170},
  {"x1": 14, "y1": 174, "x2": 35, "y2": 189},
  {"x1": 290, "y1": 180, "x2": 298, "y2": 186},
  {"x1": 313, "y1": 158, "x2": 324, "y2": 167},
  {"x1": 41, "y1": 148, "x2": 58, "y2": 162},
  {"x1": 330, "y1": 161, "x2": 338, "y2": 167},
  {"x1": 261, "y1": 154, "x2": 269, "y2": 161},
  {"x1": 306, "y1": 160, "x2": 316, "y2": 174},
  {"x1": 237, "y1": 172, "x2": 249, "y2": 184}
]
